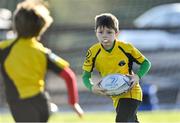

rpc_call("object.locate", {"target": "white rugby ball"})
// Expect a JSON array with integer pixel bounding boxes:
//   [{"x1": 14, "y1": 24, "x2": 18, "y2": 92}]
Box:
[{"x1": 99, "y1": 74, "x2": 131, "y2": 96}]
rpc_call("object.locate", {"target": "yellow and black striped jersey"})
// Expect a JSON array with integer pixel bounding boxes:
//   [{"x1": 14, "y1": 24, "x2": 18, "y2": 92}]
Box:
[
  {"x1": 0, "y1": 38, "x2": 69, "y2": 101},
  {"x1": 82, "y1": 39, "x2": 146, "y2": 107}
]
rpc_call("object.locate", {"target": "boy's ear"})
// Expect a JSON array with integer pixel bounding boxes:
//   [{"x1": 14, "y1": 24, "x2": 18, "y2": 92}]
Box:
[{"x1": 115, "y1": 31, "x2": 119, "y2": 37}]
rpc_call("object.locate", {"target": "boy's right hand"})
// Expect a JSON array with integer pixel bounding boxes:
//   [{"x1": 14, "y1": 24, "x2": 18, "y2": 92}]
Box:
[{"x1": 92, "y1": 82, "x2": 107, "y2": 95}]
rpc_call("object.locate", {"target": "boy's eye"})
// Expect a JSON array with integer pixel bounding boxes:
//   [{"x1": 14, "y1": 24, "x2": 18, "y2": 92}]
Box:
[
  {"x1": 98, "y1": 31, "x2": 103, "y2": 34},
  {"x1": 107, "y1": 31, "x2": 113, "y2": 34}
]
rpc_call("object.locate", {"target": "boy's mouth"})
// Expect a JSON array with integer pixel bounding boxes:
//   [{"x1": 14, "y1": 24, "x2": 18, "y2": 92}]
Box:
[
  {"x1": 102, "y1": 39, "x2": 109, "y2": 43},
  {"x1": 102, "y1": 42, "x2": 110, "y2": 46}
]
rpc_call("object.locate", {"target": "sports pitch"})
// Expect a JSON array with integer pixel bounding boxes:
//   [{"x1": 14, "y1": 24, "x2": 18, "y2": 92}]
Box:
[{"x1": 0, "y1": 110, "x2": 180, "y2": 123}]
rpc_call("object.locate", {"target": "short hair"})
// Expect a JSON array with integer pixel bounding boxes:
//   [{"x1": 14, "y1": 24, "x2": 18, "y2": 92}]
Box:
[
  {"x1": 95, "y1": 13, "x2": 119, "y2": 32},
  {"x1": 13, "y1": 0, "x2": 53, "y2": 38}
]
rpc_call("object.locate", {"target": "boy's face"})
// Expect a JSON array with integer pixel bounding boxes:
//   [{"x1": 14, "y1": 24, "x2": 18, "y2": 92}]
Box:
[{"x1": 96, "y1": 26, "x2": 118, "y2": 50}]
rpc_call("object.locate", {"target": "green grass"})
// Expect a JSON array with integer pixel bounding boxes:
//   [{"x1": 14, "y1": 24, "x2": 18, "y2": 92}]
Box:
[{"x1": 0, "y1": 110, "x2": 180, "y2": 123}]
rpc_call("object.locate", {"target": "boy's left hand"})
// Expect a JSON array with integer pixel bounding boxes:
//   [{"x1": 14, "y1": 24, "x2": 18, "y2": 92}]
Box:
[
  {"x1": 71, "y1": 103, "x2": 84, "y2": 118},
  {"x1": 126, "y1": 74, "x2": 139, "y2": 88},
  {"x1": 92, "y1": 81, "x2": 107, "y2": 96}
]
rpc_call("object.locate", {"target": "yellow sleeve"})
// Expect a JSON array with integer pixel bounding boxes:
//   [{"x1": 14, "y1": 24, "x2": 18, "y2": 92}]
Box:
[
  {"x1": 47, "y1": 50, "x2": 70, "y2": 73},
  {"x1": 129, "y1": 43, "x2": 145, "y2": 64},
  {"x1": 82, "y1": 49, "x2": 94, "y2": 72},
  {"x1": 48, "y1": 51, "x2": 69, "y2": 68}
]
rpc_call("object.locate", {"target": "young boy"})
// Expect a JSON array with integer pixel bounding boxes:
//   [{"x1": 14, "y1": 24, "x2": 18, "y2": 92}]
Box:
[
  {"x1": 82, "y1": 13, "x2": 151, "y2": 122},
  {"x1": 0, "y1": 0, "x2": 83, "y2": 122}
]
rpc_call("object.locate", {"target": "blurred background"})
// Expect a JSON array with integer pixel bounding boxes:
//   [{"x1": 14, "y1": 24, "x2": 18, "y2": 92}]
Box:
[{"x1": 0, "y1": 0, "x2": 180, "y2": 114}]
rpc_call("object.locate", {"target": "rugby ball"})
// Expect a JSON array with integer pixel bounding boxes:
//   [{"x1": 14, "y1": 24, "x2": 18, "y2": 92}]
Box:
[{"x1": 99, "y1": 74, "x2": 131, "y2": 96}]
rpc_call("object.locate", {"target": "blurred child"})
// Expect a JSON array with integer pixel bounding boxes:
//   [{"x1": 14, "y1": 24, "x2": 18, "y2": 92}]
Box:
[
  {"x1": 82, "y1": 13, "x2": 151, "y2": 122},
  {"x1": 0, "y1": 0, "x2": 83, "y2": 122}
]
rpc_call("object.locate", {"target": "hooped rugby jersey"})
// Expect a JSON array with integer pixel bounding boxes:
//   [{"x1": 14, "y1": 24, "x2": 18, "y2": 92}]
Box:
[
  {"x1": 83, "y1": 40, "x2": 146, "y2": 107},
  {"x1": 0, "y1": 38, "x2": 69, "y2": 101}
]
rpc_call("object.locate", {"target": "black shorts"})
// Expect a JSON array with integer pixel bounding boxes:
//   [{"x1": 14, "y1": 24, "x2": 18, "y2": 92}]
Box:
[
  {"x1": 116, "y1": 98, "x2": 141, "y2": 123},
  {"x1": 8, "y1": 92, "x2": 51, "y2": 122}
]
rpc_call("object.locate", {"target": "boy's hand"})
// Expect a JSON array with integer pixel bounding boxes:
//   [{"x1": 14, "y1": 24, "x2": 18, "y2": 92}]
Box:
[
  {"x1": 126, "y1": 74, "x2": 139, "y2": 88},
  {"x1": 92, "y1": 81, "x2": 107, "y2": 96},
  {"x1": 71, "y1": 103, "x2": 84, "y2": 118}
]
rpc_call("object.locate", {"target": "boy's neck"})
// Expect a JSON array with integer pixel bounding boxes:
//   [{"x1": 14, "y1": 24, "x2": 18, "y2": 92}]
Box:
[{"x1": 105, "y1": 40, "x2": 115, "y2": 53}]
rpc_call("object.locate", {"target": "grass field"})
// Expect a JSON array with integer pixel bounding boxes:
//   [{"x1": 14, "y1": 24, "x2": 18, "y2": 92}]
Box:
[{"x1": 0, "y1": 110, "x2": 180, "y2": 123}]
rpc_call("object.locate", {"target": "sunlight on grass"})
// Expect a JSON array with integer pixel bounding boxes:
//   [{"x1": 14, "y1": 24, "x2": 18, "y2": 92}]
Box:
[
  {"x1": 138, "y1": 110, "x2": 180, "y2": 123},
  {"x1": 49, "y1": 112, "x2": 114, "y2": 123},
  {"x1": 0, "y1": 110, "x2": 180, "y2": 123}
]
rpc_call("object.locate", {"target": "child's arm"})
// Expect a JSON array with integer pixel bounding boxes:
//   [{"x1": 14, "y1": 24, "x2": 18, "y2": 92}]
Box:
[
  {"x1": 82, "y1": 71, "x2": 107, "y2": 95},
  {"x1": 137, "y1": 58, "x2": 151, "y2": 79},
  {"x1": 59, "y1": 67, "x2": 84, "y2": 117},
  {"x1": 82, "y1": 71, "x2": 94, "y2": 91},
  {"x1": 59, "y1": 67, "x2": 78, "y2": 105},
  {"x1": 127, "y1": 58, "x2": 151, "y2": 88},
  {"x1": 46, "y1": 51, "x2": 84, "y2": 117}
]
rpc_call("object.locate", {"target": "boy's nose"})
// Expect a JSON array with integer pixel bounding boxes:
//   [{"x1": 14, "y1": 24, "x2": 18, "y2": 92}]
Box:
[{"x1": 102, "y1": 34, "x2": 107, "y2": 38}]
